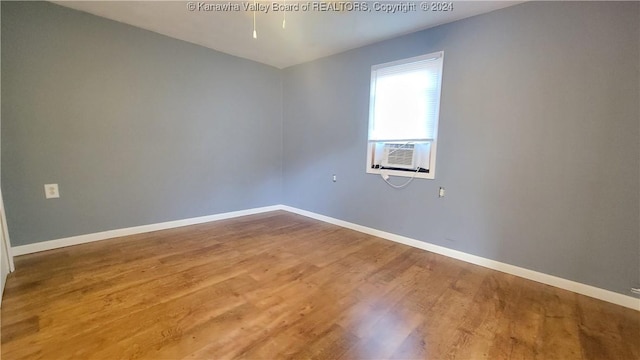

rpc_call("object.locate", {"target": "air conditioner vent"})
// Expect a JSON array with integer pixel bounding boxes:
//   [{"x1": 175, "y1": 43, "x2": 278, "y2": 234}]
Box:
[{"x1": 382, "y1": 143, "x2": 416, "y2": 170}]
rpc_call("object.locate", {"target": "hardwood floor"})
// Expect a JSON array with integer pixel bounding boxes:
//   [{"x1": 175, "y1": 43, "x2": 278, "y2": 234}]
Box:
[{"x1": 1, "y1": 211, "x2": 638, "y2": 359}]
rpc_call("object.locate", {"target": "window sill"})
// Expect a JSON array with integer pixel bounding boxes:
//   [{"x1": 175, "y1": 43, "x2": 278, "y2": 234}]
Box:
[{"x1": 366, "y1": 168, "x2": 434, "y2": 180}]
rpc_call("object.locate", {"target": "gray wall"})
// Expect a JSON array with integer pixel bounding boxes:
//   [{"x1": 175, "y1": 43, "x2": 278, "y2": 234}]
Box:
[
  {"x1": 282, "y1": 1, "x2": 639, "y2": 295},
  {"x1": 2, "y1": 1, "x2": 283, "y2": 246}
]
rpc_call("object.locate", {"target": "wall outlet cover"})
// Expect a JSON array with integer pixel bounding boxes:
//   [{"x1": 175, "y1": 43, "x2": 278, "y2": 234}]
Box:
[{"x1": 44, "y1": 184, "x2": 60, "y2": 199}]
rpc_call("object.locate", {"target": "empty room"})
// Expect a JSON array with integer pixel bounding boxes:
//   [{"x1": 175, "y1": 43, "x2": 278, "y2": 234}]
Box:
[{"x1": 0, "y1": 0, "x2": 638, "y2": 359}]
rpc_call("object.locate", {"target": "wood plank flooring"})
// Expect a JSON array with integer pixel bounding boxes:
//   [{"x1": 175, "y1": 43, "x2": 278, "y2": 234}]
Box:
[{"x1": 1, "y1": 211, "x2": 638, "y2": 359}]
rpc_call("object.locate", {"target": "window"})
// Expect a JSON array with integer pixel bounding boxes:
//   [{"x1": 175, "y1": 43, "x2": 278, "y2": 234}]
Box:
[{"x1": 366, "y1": 51, "x2": 444, "y2": 180}]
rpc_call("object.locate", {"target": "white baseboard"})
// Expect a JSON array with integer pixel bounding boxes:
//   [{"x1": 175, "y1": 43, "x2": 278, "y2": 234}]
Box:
[
  {"x1": 280, "y1": 206, "x2": 640, "y2": 311},
  {"x1": 11, "y1": 205, "x2": 283, "y2": 256},
  {"x1": 10, "y1": 204, "x2": 639, "y2": 310}
]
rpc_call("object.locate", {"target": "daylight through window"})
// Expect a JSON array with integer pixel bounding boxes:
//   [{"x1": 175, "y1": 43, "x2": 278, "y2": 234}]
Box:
[{"x1": 366, "y1": 51, "x2": 444, "y2": 180}]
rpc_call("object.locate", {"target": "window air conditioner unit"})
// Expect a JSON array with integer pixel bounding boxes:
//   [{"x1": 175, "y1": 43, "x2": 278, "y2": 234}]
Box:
[{"x1": 381, "y1": 143, "x2": 417, "y2": 170}]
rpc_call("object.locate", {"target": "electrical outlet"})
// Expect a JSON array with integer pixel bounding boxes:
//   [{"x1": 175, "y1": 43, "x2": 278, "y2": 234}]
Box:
[
  {"x1": 44, "y1": 184, "x2": 60, "y2": 199},
  {"x1": 438, "y1": 187, "x2": 446, "y2": 197},
  {"x1": 332, "y1": 174, "x2": 337, "y2": 182}
]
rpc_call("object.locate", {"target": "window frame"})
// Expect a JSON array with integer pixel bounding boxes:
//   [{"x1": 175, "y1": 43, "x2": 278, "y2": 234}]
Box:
[{"x1": 365, "y1": 51, "x2": 444, "y2": 180}]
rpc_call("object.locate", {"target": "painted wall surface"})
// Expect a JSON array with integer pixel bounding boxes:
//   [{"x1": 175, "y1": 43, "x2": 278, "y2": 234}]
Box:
[
  {"x1": 282, "y1": 1, "x2": 640, "y2": 295},
  {"x1": 1, "y1": 1, "x2": 283, "y2": 246}
]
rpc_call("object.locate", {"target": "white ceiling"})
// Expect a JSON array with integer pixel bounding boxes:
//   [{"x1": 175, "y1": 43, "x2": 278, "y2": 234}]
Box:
[{"x1": 53, "y1": 1, "x2": 523, "y2": 69}]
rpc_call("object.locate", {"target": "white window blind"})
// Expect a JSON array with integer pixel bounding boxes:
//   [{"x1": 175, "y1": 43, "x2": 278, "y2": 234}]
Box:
[{"x1": 368, "y1": 52, "x2": 443, "y2": 142}]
